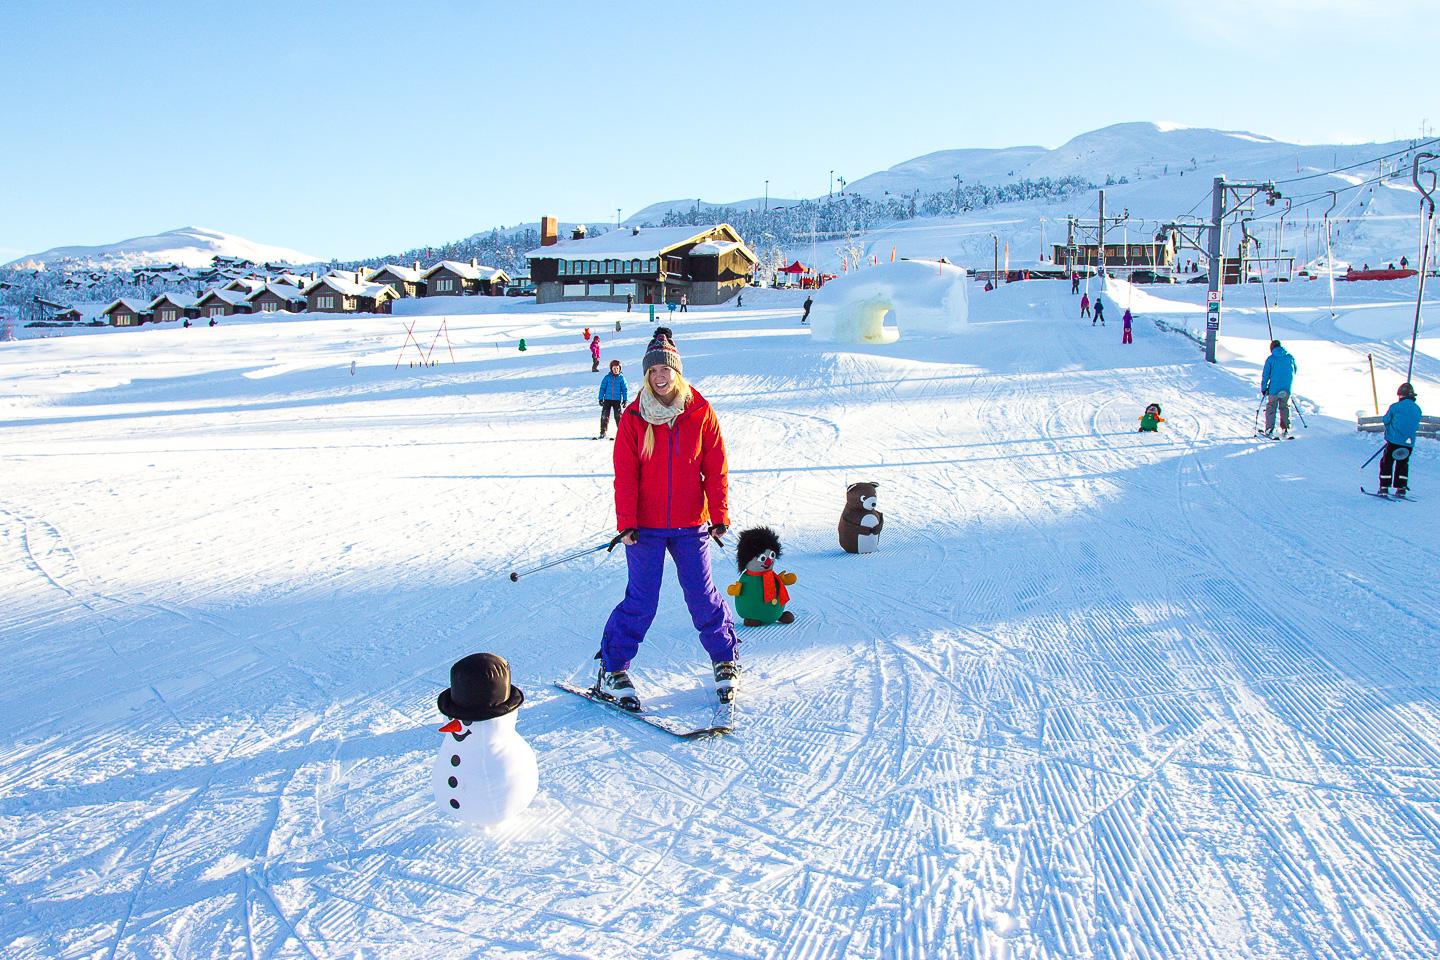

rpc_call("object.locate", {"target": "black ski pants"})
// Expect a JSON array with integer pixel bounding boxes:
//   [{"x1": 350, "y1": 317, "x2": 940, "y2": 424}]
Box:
[
  {"x1": 599, "y1": 400, "x2": 623, "y2": 437},
  {"x1": 1380, "y1": 442, "x2": 1412, "y2": 490}
]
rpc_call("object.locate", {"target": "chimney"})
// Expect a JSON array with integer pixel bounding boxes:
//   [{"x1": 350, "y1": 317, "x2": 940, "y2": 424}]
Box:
[
  {"x1": 572, "y1": 224, "x2": 588, "y2": 241},
  {"x1": 540, "y1": 215, "x2": 558, "y2": 247},
  {"x1": 471, "y1": 256, "x2": 478, "y2": 269},
  {"x1": 414, "y1": 260, "x2": 421, "y2": 272}
]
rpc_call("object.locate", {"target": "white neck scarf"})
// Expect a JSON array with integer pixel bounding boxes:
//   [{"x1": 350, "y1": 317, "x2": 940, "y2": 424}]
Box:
[{"x1": 639, "y1": 385, "x2": 686, "y2": 429}]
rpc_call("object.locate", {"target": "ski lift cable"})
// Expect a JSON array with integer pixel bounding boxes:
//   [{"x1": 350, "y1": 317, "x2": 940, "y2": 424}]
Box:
[{"x1": 1273, "y1": 137, "x2": 1440, "y2": 186}]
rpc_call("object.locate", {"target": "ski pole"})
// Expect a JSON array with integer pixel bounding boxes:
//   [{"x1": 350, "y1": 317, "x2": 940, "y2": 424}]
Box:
[
  {"x1": 1290, "y1": 397, "x2": 1308, "y2": 429},
  {"x1": 1360, "y1": 443, "x2": 1386, "y2": 470},
  {"x1": 1253, "y1": 397, "x2": 1264, "y2": 434},
  {"x1": 509, "y1": 542, "x2": 611, "y2": 582}
]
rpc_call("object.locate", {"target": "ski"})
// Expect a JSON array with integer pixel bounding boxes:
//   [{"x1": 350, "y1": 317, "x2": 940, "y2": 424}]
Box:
[
  {"x1": 1361, "y1": 487, "x2": 1414, "y2": 501},
  {"x1": 556, "y1": 682, "x2": 734, "y2": 738}
]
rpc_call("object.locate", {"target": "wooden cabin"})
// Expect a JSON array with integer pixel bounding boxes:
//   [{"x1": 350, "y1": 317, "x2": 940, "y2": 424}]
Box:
[
  {"x1": 103, "y1": 298, "x2": 151, "y2": 327},
  {"x1": 422, "y1": 259, "x2": 509, "y2": 296},
  {"x1": 247, "y1": 282, "x2": 306, "y2": 315},
  {"x1": 303, "y1": 275, "x2": 398, "y2": 313},
  {"x1": 367, "y1": 262, "x2": 427, "y2": 298},
  {"x1": 148, "y1": 292, "x2": 200, "y2": 323},
  {"x1": 526, "y1": 223, "x2": 756, "y2": 305},
  {"x1": 195, "y1": 289, "x2": 251, "y2": 319},
  {"x1": 1052, "y1": 241, "x2": 1175, "y2": 272}
]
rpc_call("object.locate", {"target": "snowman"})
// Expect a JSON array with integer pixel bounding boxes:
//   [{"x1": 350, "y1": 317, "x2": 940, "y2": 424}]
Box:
[{"x1": 432, "y1": 653, "x2": 538, "y2": 827}]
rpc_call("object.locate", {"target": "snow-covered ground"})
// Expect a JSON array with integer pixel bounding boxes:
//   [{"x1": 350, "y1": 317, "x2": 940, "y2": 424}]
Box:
[{"x1": 2, "y1": 277, "x2": 1438, "y2": 959}]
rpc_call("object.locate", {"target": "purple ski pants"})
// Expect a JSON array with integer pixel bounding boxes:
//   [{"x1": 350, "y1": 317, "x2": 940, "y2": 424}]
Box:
[{"x1": 600, "y1": 527, "x2": 738, "y2": 672}]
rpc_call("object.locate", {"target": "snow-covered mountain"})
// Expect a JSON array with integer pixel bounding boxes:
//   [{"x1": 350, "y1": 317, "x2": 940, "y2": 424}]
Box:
[
  {"x1": 625, "y1": 196, "x2": 804, "y2": 225},
  {"x1": 5, "y1": 226, "x2": 321, "y2": 271}
]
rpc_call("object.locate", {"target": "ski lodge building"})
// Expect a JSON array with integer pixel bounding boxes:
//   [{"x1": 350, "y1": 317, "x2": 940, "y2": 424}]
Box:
[{"x1": 526, "y1": 218, "x2": 757, "y2": 306}]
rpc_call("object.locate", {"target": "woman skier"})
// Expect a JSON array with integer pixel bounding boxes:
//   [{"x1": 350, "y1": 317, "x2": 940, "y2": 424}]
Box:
[{"x1": 597, "y1": 335, "x2": 738, "y2": 709}]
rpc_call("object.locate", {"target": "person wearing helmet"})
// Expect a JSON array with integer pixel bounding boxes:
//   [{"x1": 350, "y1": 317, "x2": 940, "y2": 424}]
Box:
[{"x1": 1379, "y1": 382, "x2": 1422, "y2": 497}]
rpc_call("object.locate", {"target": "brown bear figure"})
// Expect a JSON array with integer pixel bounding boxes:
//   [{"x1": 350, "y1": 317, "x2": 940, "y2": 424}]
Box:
[{"x1": 838, "y1": 481, "x2": 883, "y2": 554}]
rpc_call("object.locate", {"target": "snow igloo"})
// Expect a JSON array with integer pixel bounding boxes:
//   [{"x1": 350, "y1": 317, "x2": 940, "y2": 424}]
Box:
[{"x1": 808, "y1": 260, "x2": 970, "y2": 344}]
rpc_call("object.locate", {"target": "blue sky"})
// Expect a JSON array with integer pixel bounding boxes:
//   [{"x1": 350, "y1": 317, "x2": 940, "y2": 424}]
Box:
[{"x1": 2, "y1": 0, "x2": 1432, "y2": 261}]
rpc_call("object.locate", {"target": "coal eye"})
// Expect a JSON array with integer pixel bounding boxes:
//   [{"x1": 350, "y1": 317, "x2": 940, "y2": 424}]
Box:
[{"x1": 463, "y1": 721, "x2": 472, "y2": 728}]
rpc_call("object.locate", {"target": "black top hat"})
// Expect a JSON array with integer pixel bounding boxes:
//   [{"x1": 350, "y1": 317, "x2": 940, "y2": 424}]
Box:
[{"x1": 437, "y1": 653, "x2": 525, "y2": 721}]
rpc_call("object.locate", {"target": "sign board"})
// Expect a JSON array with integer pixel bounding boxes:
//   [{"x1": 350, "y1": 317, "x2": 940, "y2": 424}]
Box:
[
  {"x1": 1206, "y1": 316, "x2": 1220, "y2": 331},
  {"x1": 1207, "y1": 290, "x2": 1220, "y2": 303}
]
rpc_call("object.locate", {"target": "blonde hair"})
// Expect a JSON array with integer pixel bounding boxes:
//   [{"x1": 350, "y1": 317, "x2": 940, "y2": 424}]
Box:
[{"x1": 639, "y1": 372, "x2": 693, "y2": 460}]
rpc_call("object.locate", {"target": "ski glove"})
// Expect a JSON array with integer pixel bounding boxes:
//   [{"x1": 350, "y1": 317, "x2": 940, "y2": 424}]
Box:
[
  {"x1": 708, "y1": 524, "x2": 727, "y2": 545},
  {"x1": 608, "y1": 529, "x2": 637, "y2": 552}
]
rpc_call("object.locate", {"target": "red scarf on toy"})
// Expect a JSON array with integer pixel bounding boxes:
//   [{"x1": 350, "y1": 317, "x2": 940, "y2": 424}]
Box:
[{"x1": 745, "y1": 569, "x2": 790, "y2": 605}]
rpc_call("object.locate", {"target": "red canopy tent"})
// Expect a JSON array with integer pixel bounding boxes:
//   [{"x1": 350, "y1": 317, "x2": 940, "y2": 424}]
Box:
[{"x1": 779, "y1": 261, "x2": 809, "y2": 275}]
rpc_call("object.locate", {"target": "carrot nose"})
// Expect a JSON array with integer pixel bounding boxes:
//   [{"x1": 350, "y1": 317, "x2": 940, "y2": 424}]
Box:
[{"x1": 439, "y1": 719, "x2": 462, "y2": 734}]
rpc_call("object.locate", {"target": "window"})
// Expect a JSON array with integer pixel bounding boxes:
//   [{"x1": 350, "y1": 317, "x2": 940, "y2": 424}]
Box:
[
  {"x1": 563, "y1": 284, "x2": 586, "y2": 297},
  {"x1": 558, "y1": 260, "x2": 568, "y2": 276},
  {"x1": 648, "y1": 259, "x2": 659, "y2": 273},
  {"x1": 209, "y1": 306, "x2": 224, "y2": 317},
  {"x1": 161, "y1": 309, "x2": 176, "y2": 322},
  {"x1": 437, "y1": 278, "x2": 454, "y2": 292},
  {"x1": 318, "y1": 295, "x2": 335, "y2": 309},
  {"x1": 261, "y1": 301, "x2": 277, "y2": 313}
]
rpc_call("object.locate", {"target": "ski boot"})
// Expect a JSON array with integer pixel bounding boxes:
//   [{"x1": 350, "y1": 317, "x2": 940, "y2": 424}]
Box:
[
  {"x1": 596, "y1": 667, "x2": 641, "y2": 711},
  {"x1": 713, "y1": 661, "x2": 740, "y2": 704}
]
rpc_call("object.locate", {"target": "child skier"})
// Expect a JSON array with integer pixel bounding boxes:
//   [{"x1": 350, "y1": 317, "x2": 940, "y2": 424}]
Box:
[
  {"x1": 1122, "y1": 308, "x2": 1133, "y2": 344},
  {"x1": 596, "y1": 360, "x2": 628, "y2": 440},
  {"x1": 1138, "y1": 403, "x2": 1165, "y2": 432},
  {"x1": 1378, "y1": 382, "x2": 1421, "y2": 497},
  {"x1": 1080, "y1": 292, "x2": 1091, "y2": 319},
  {"x1": 589, "y1": 334, "x2": 601, "y2": 372},
  {"x1": 1092, "y1": 297, "x2": 1105, "y2": 326}
]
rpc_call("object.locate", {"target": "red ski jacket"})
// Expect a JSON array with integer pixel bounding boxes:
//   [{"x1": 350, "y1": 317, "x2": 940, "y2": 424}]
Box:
[{"x1": 612, "y1": 388, "x2": 729, "y2": 531}]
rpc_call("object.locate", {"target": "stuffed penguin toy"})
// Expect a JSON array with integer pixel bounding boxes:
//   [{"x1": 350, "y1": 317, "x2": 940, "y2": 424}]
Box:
[
  {"x1": 838, "y1": 481, "x2": 883, "y2": 554},
  {"x1": 726, "y1": 526, "x2": 797, "y2": 626},
  {"x1": 1137, "y1": 402, "x2": 1165, "y2": 432}
]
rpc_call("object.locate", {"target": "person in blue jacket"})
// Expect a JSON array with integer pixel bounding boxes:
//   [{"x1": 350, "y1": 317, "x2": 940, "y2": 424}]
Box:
[
  {"x1": 1379, "y1": 382, "x2": 1422, "y2": 496},
  {"x1": 1260, "y1": 339, "x2": 1299, "y2": 437},
  {"x1": 596, "y1": 359, "x2": 629, "y2": 440}
]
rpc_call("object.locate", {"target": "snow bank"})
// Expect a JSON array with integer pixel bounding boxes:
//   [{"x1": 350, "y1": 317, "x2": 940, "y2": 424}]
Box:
[{"x1": 808, "y1": 260, "x2": 970, "y2": 343}]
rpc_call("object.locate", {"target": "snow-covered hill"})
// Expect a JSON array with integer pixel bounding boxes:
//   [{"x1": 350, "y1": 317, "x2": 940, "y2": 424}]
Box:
[
  {"x1": 5, "y1": 226, "x2": 321, "y2": 271},
  {"x1": 625, "y1": 196, "x2": 804, "y2": 225}
]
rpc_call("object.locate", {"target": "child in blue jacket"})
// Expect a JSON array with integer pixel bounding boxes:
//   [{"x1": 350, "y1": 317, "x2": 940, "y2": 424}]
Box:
[
  {"x1": 1380, "y1": 382, "x2": 1422, "y2": 496},
  {"x1": 596, "y1": 360, "x2": 629, "y2": 440}
]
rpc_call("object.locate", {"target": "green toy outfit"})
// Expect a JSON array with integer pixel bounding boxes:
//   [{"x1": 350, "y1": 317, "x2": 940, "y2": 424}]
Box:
[{"x1": 730, "y1": 569, "x2": 793, "y2": 625}]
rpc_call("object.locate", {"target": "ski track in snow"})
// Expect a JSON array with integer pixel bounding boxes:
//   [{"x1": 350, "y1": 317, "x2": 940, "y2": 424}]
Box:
[{"x1": 2, "y1": 285, "x2": 1439, "y2": 959}]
